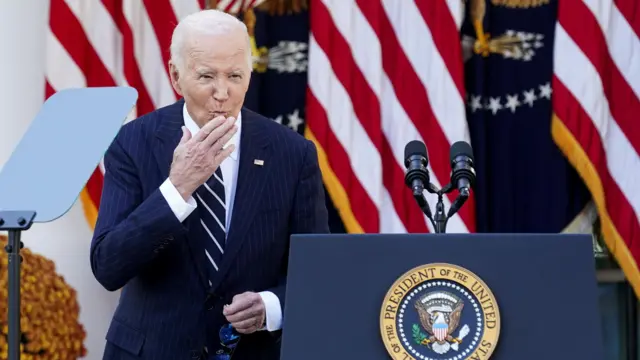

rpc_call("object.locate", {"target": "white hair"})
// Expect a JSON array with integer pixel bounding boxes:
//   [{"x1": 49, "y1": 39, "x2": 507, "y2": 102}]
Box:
[{"x1": 170, "y1": 9, "x2": 253, "y2": 72}]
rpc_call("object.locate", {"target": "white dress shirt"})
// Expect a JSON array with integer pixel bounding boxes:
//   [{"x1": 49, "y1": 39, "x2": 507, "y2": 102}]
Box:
[{"x1": 158, "y1": 104, "x2": 282, "y2": 332}]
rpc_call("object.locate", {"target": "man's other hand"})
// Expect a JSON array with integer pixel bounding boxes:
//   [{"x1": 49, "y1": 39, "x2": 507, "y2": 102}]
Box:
[
  {"x1": 169, "y1": 116, "x2": 237, "y2": 200},
  {"x1": 223, "y1": 292, "x2": 266, "y2": 334}
]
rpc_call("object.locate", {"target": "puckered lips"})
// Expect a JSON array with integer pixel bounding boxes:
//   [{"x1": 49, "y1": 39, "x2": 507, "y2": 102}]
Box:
[{"x1": 211, "y1": 110, "x2": 231, "y2": 119}]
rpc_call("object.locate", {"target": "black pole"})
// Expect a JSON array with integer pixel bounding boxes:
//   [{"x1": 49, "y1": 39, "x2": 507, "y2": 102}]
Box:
[
  {"x1": 433, "y1": 192, "x2": 448, "y2": 233},
  {"x1": 6, "y1": 229, "x2": 22, "y2": 360},
  {"x1": 625, "y1": 283, "x2": 637, "y2": 360},
  {"x1": 0, "y1": 211, "x2": 36, "y2": 360}
]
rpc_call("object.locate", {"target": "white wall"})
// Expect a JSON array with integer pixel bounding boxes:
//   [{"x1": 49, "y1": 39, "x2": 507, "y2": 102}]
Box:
[{"x1": 0, "y1": 1, "x2": 120, "y2": 359}]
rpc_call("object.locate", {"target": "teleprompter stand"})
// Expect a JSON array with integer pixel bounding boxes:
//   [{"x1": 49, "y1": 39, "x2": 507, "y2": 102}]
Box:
[
  {"x1": 0, "y1": 87, "x2": 138, "y2": 360},
  {"x1": 0, "y1": 211, "x2": 35, "y2": 360}
]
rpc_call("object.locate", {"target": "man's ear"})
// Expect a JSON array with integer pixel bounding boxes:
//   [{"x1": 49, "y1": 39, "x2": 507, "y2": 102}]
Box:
[{"x1": 168, "y1": 60, "x2": 183, "y2": 95}]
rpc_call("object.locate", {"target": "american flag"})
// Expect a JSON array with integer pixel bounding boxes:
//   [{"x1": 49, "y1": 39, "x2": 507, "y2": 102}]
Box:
[
  {"x1": 551, "y1": 0, "x2": 640, "y2": 297},
  {"x1": 306, "y1": 0, "x2": 476, "y2": 234},
  {"x1": 47, "y1": 0, "x2": 476, "y2": 234},
  {"x1": 45, "y1": 0, "x2": 262, "y2": 229}
]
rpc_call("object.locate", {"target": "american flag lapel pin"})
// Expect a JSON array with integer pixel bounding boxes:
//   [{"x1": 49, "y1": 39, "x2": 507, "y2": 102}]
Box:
[{"x1": 254, "y1": 159, "x2": 264, "y2": 166}]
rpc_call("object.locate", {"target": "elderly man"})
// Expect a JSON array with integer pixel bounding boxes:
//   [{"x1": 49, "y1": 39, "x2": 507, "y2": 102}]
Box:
[{"x1": 90, "y1": 9, "x2": 329, "y2": 360}]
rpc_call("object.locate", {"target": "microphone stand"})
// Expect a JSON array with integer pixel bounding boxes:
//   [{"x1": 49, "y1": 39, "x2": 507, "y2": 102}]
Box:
[
  {"x1": 413, "y1": 182, "x2": 468, "y2": 234},
  {"x1": 405, "y1": 156, "x2": 471, "y2": 234},
  {"x1": 426, "y1": 183, "x2": 453, "y2": 234},
  {"x1": 433, "y1": 190, "x2": 448, "y2": 234}
]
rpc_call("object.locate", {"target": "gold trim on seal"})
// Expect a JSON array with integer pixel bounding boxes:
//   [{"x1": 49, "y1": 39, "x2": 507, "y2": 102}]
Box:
[{"x1": 380, "y1": 263, "x2": 501, "y2": 360}]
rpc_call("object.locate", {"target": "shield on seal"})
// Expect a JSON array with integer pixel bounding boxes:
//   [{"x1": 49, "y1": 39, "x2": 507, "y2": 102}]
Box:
[{"x1": 433, "y1": 322, "x2": 449, "y2": 342}]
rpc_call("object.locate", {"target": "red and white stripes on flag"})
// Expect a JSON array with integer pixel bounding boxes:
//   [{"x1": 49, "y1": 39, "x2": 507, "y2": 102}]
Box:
[
  {"x1": 305, "y1": 0, "x2": 476, "y2": 234},
  {"x1": 551, "y1": 0, "x2": 640, "y2": 296},
  {"x1": 215, "y1": 0, "x2": 263, "y2": 13},
  {"x1": 45, "y1": 0, "x2": 259, "y2": 228}
]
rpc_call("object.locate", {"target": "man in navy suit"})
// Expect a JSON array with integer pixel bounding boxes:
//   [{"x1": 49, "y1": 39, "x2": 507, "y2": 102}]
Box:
[{"x1": 90, "y1": 9, "x2": 329, "y2": 360}]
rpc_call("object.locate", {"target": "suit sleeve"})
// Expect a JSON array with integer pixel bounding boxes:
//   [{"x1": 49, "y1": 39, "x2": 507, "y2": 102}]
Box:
[
  {"x1": 90, "y1": 136, "x2": 189, "y2": 291},
  {"x1": 266, "y1": 139, "x2": 330, "y2": 321}
]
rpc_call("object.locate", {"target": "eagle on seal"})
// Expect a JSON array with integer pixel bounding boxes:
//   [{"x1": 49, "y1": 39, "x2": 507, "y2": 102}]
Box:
[{"x1": 415, "y1": 292, "x2": 464, "y2": 344}]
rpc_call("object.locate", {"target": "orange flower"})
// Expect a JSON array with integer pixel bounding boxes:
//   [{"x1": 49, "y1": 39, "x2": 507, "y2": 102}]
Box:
[{"x1": 0, "y1": 235, "x2": 86, "y2": 359}]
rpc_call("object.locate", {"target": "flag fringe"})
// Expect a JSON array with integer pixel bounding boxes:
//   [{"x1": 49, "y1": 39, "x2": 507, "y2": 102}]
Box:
[
  {"x1": 304, "y1": 127, "x2": 364, "y2": 234},
  {"x1": 552, "y1": 114, "x2": 640, "y2": 298},
  {"x1": 80, "y1": 187, "x2": 98, "y2": 230}
]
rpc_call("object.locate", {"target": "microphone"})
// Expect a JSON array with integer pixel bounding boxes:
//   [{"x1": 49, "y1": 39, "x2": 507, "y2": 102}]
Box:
[
  {"x1": 403, "y1": 140, "x2": 433, "y2": 220},
  {"x1": 404, "y1": 140, "x2": 430, "y2": 196},
  {"x1": 447, "y1": 141, "x2": 476, "y2": 218},
  {"x1": 450, "y1": 141, "x2": 476, "y2": 195}
]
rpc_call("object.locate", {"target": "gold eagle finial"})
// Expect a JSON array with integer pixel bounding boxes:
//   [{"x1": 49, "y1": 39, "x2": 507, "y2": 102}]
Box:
[
  {"x1": 206, "y1": 0, "x2": 307, "y2": 15},
  {"x1": 468, "y1": 0, "x2": 545, "y2": 58},
  {"x1": 491, "y1": 0, "x2": 550, "y2": 7},
  {"x1": 256, "y1": 0, "x2": 308, "y2": 15},
  {"x1": 205, "y1": 0, "x2": 307, "y2": 72}
]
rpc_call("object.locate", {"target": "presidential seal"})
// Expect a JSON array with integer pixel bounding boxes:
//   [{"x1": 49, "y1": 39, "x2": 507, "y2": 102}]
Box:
[{"x1": 380, "y1": 263, "x2": 500, "y2": 360}]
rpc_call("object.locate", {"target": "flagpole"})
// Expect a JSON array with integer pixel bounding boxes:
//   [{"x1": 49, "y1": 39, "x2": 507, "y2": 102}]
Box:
[{"x1": 625, "y1": 285, "x2": 637, "y2": 360}]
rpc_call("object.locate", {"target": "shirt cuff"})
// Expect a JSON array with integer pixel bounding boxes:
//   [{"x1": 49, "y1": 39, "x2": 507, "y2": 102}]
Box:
[
  {"x1": 159, "y1": 178, "x2": 197, "y2": 222},
  {"x1": 258, "y1": 291, "x2": 282, "y2": 332}
]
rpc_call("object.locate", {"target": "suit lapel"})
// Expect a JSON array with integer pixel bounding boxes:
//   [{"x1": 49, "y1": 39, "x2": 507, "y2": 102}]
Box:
[
  {"x1": 211, "y1": 108, "x2": 273, "y2": 290},
  {"x1": 153, "y1": 99, "x2": 211, "y2": 290},
  {"x1": 153, "y1": 100, "x2": 183, "y2": 177}
]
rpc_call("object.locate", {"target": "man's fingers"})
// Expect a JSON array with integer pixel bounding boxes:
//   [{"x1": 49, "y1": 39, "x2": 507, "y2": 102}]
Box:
[
  {"x1": 201, "y1": 117, "x2": 236, "y2": 148},
  {"x1": 214, "y1": 144, "x2": 235, "y2": 164},
  {"x1": 230, "y1": 317, "x2": 257, "y2": 331},
  {"x1": 235, "y1": 325, "x2": 258, "y2": 334},
  {"x1": 225, "y1": 304, "x2": 263, "y2": 323},
  {"x1": 209, "y1": 126, "x2": 238, "y2": 154},
  {"x1": 223, "y1": 292, "x2": 264, "y2": 334},
  {"x1": 223, "y1": 295, "x2": 253, "y2": 316},
  {"x1": 192, "y1": 116, "x2": 227, "y2": 143},
  {"x1": 232, "y1": 315, "x2": 263, "y2": 334},
  {"x1": 179, "y1": 126, "x2": 191, "y2": 144}
]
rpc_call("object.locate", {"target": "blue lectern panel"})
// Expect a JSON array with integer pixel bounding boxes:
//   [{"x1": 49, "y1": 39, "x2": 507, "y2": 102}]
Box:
[
  {"x1": 0, "y1": 87, "x2": 138, "y2": 222},
  {"x1": 281, "y1": 233, "x2": 603, "y2": 360}
]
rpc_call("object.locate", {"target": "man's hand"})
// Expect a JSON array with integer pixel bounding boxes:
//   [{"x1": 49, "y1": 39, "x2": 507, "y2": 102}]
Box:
[
  {"x1": 223, "y1": 292, "x2": 266, "y2": 334},
  {"x1": 169, "y1": 116, "x2": 237, "y2": 200}
]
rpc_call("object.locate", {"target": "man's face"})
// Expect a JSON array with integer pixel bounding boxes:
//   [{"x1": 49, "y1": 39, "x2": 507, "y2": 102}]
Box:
[{"x1": 169, "y1": 29, "x2": 251, "y2": 127}]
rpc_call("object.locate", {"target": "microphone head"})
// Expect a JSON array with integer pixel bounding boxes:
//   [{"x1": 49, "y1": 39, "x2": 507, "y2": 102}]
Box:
[
  {"x1": 404, "y1": 140, "x2": 428, "y2": 168},
  {"x1": 450, "y1": 141, "x2": 474, "y2": 163}
]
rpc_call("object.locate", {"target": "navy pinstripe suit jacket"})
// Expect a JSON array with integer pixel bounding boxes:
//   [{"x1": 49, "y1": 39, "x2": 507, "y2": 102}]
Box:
[{"x1": 90, "y1": 99, "x2": 329, "y2": 360}]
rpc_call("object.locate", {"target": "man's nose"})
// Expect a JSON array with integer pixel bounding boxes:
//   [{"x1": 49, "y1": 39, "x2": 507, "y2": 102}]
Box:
[{"x1": 213, "y1": 83, "x2": 229, "y2": 102}]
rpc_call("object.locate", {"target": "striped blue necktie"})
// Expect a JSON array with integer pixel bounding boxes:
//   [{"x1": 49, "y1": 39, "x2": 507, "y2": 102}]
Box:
[{"x1": 194, "y1": 168, "x2": 226, "y2": 284}]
